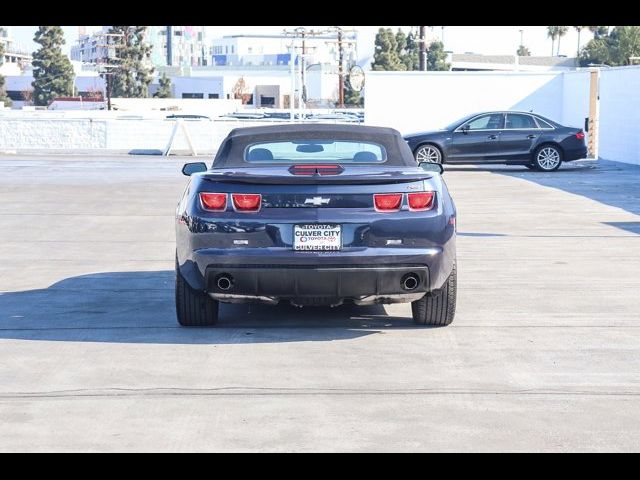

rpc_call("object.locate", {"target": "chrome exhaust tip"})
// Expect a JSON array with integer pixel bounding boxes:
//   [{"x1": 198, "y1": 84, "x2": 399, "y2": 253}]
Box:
[
  {"x1": 401, "y1": 273, "x2": 420, "y2": 291},
  {"x1": 217, "y1": 275, "x2": 233, "y2": 291}
]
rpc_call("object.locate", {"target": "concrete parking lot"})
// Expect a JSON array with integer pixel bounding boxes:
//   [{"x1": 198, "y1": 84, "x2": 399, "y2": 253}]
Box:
[{"x1": 1, "y1": 154, "x2": 639, "y2": 452}]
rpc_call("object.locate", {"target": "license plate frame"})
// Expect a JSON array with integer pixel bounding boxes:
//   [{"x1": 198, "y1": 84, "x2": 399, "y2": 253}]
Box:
[{"x1": 293, "y1": 224, "x2": 342, "y2": 251}]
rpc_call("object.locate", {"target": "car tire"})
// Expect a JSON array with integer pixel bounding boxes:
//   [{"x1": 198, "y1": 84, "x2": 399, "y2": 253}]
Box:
[
  {"x1": 176, "y1": 257, "x2": 219, "y2": 327},
  {"x1": 414, "y1": 144, "x2": 442, "y2": 164},
  {"x1": 412, "y1": 262, "x2": 457, "y2": 326},
  {"x1": 533, "y1": 145, "x2": 562, "y2": 171}
]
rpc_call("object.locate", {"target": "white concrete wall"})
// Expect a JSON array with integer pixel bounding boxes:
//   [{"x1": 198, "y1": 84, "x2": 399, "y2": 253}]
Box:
[
  {"x1": 365, "y1": 71, "x2": 566, "y2": 135},
  {"x1": 0, "y1": 113, "x2": 284, "y2": 153},
  {"x1": 598, "y1": 66, "x2": 640, "y2": 165}
]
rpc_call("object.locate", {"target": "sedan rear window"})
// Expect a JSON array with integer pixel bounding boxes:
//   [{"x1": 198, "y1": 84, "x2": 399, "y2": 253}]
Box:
[{"x1": 244, "y1": 140, "x2": 387, "y2": 163}]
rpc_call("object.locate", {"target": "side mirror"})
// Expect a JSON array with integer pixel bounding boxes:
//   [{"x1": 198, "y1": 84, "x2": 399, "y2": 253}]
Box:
[
  {"x1": 461, "y1": 124, "x2": 470, "y2": 134},
  {"x1": 182, "y1": 162, "x2": 208, "y2": 176},
  {"x1": 419, "y1": 162, "x2": 444, "y2": 175}
]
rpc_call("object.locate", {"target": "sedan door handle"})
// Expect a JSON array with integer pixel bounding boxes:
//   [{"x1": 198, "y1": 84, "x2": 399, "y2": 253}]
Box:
[
  {"x1": 527, "y1": 134, "x2": 537, "y2": 139},
  {"x1": 488, "y1": 134, "x2": 498, "y2": 140}
]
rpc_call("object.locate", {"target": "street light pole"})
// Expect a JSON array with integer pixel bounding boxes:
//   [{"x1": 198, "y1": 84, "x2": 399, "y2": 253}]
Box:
[{"x1": 419, "y1": 26, "x2": 427, "y2": 71}]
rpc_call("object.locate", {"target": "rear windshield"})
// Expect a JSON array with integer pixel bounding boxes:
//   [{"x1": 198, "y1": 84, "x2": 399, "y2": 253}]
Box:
[{"x1": 244, "y1": 140, "x2": 387, "y2": 164}]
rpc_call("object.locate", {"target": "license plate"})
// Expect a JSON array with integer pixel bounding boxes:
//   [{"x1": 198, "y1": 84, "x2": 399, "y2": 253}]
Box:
[{"x1": 293, "y1": 224, "x2": 342, "y2": 251}]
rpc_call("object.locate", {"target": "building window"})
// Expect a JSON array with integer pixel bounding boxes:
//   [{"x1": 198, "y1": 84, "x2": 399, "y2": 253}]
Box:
[
  {"x1": 182, "y1": 93, "x2": 204, "y2": 99},
  {"x1": 175, "y1": 30, "x2": 182, "y2": 36},
  {"x1": 197, "y1": 32, "x2": 203, "y2": 41},
  {"x1": 225, "y1": 46, "x2": 228, "y2": 54},
  {"x1": 231, "y1": 45, "x2": 234, "y2": 54},
  {"x1": 248, "y1": 47, "x2": 253, "y2": 54},
  {"x1": 260, "y1": 96, "x2": 275, "y2": 106},
  {"x1": 208, "y1": 94, "x2": 219, "y2": 99}
]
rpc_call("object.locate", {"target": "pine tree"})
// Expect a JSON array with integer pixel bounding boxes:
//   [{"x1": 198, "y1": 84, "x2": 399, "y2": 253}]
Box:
[
  {"x1": 371, "y1": 28, "x2": 405, "y2": 71},
  {"x1": 108, "y1": 26, "x2": 154, "y2": 98},
  {"x1": 154, "y1": 73, "x2": 172, "y2": 98},
  {"x1": 0, "y1": 33, "x2": 12, "y2": 107},
  {"x1": 31, "y1": 26, "x2": 74, "y2": 106}
]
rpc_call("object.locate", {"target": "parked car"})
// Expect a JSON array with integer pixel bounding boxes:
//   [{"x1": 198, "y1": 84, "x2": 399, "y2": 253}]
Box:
[
  {"x1": 404, "y1": 111, "x2": 587, "y2": 171},
  {"x1": 176, "y1": 124, "x2": 457, "y2": 327}
]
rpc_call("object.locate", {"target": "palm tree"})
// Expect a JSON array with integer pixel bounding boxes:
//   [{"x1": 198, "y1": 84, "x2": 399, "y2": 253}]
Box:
[
  {"x1": 574, "y1": 26, "x2": 586, "y2": 56},
  {"x1": 547, "y1": 26, "x2": 559, "y2": 56},
  {"x1": 556, "y1": 26, "x2": 568, "y2": 55}
]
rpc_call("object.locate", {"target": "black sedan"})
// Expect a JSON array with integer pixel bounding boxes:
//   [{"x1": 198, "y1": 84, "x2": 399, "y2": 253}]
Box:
[{"x1": 404, "y1": 111, "x2": 587, "y2": 171}]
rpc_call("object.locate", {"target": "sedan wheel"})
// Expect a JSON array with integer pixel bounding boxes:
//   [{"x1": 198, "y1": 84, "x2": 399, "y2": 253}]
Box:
[
  {"x1": 534, "y1": 146, "x2": 562, "y2": 171},
  {"x1": 415, "y1": 145, "x2": 442, "y2": 164}
]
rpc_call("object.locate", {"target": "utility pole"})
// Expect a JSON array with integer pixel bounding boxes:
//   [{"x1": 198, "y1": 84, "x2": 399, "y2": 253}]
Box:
[
  {"x1": 419, "y1": 26, "x2": 427, "y2": 71},
  {"x1": 166, "y1": 26, "x2": 173, "y2": 66},
  {"x1": 324, "y1": 27, "x2": 356, "y2": 108},
  {"x1": 337, "y1": 28, "x2": 344, "y2": 108},
  {"x1": 95, "y1": 31, "x2": 125, "y2": 111}
]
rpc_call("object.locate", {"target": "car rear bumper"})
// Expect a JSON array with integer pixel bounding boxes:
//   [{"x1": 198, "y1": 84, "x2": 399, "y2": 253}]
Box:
[
  {"x1": 564, "y1": 146, "x2": 588, "y2": 161},
  {"x1": 178, "y1": 246, "x2": 454, "y2": 305}
]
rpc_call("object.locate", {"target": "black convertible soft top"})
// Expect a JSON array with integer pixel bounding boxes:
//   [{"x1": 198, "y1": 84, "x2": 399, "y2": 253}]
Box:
[{"x1": 212, "y1": 123, "x2": 416, "y2": 168}]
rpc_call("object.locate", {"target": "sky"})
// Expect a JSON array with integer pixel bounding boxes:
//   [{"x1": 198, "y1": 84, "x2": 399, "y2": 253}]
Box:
[{"x1": 8, "y1": 26, "x2": 594, "y2": 61}]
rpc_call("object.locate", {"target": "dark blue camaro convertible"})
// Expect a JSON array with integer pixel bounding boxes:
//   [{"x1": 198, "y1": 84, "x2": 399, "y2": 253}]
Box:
[{"x1": 176, "y1": 124, "x2": 457, "y2": 326}]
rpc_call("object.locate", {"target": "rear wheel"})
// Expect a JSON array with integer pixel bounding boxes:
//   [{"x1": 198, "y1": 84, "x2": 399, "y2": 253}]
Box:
[
  {"x1": 176, "y1": 258, "x2": 218, "y2": 327},
  {"x1": 414, "y1": 144, "x2": 442, "y2": 164},
  {"x1": 533, "y1": 145, "x2": 562, "y2": 171},
  {"x1": 412, "y1": 262, "x2": 456, "y2": 326}
]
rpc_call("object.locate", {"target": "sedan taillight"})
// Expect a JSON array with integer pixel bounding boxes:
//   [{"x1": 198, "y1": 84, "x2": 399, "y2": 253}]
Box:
[
  {"x1": 373, "y1": 193, "x2": 403, "y2": 212},
  {"x1": 576, "y1": 131, "x2": 585, "y2": 140},
  {"x1": 232, "y1": 193, "x2": 262, "y2": 212},
  {"x1": 200, "y1": 192, "x2": 227, "y2": 211},
  {"x1": 408, "y1": 192, "x2": 435, "y2": 211}
]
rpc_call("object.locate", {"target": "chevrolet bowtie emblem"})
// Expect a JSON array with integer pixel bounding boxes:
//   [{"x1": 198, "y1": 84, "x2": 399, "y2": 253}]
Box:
[{"x1": 304, "y1": 197, "x2": 331, "y2": 206}]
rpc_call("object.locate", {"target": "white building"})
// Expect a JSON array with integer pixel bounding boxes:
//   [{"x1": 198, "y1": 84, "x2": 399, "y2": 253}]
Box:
[
  {"x1": 152, "y1": 64, "x2": 342, "y2": 109},
  {"x1": 0, "y1": 27, "x2": 32, "y2": 75},
  {"x1": 71, "y1": 26, "x2": 209, "y2": 68},
  {"x1": 210, "y1": 33, "x2": 357, "y2": 67},
  {"x1": 147, "y1": 26, "x2": 209, "y2": 67},
  {"x1": 4, "y1": 61, "x2": 105, "y2": 109}
]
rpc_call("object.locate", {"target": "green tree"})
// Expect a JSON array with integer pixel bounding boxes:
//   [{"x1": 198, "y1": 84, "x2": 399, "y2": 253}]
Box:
[
  {"x1": 517, "y1": 45, "x2": 531, "y2": 56},
  {"x1": 371, "y1": 28, "x2": 405, "y2": 71},
  {"x1": 0, "y1": 31, "x2": 12, "y2": 107},
  {"x1": 108, "y1": 26, "x2": 154, "y2": 98},
  {"x1": 588, "y1": 26, "x2": 609, "y2": 39},
  {"x1": 556, "y1": 26, "x2": 568, "y2": 55},
  {"x1": 580, "y1": 26, "x2": 640, "y2": 66},
  {"x1": 427, "y1": 41, "x2": 449, "y2": 71},
  {"x1": 343, "y1": 78, "x2": 363, "y2": 107},
  {"x1": 154, "y1": 73, "x2": 172, "y2": 98},
  {"x1": 401, "y1": 31, "x2": 420, "y2": 70},
  {"x1": 31, "y1": 26, "x2": 74, "y2": 106}
]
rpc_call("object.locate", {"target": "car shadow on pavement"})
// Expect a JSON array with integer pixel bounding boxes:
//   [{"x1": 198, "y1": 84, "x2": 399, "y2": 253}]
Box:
[
  {"x1": 0, "y1": 271, "x2": 421, "y2": 345},
  {"x1": 450, "y1": 160, "x2": 640, "y2": 219}
]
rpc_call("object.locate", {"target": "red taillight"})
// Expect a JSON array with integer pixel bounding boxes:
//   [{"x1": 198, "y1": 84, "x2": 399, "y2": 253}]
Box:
[
  {"x1": 232, "y1": 193, "x2": 261, "y2": 212},
  {"x1": 374, "y1": 193, "x2": 402, "y2": 212},
  {"x1": 200, "y1": 192, "x2": 227, "y2": 211},
  {"x1": 408, "y1": 192, "x2": 435, "y2": 211},
  {"x1": 576, "y1": 131, "x2": 585, "y2": 140}
]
